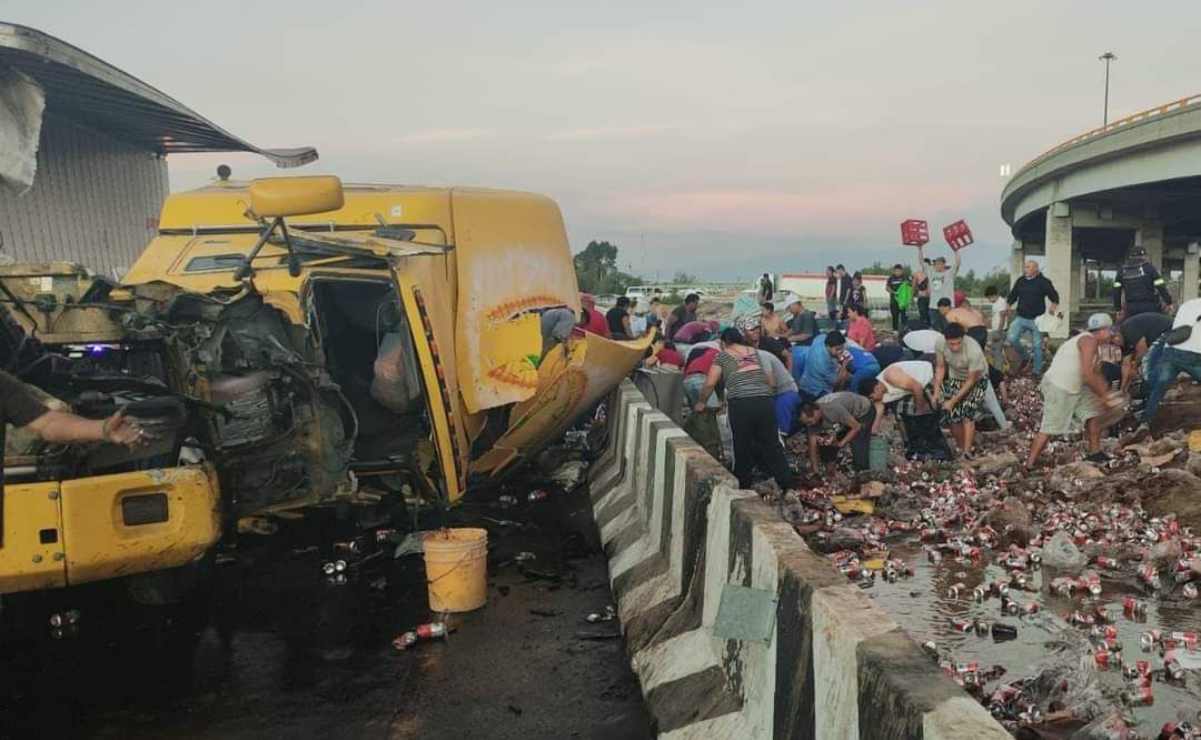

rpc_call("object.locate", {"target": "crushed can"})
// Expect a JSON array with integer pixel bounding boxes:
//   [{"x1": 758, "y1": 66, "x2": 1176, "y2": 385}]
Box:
[
  {"x1": 1124, "y1": 596, "x2": 1148, "y2": 616},
  {"x1": 392, "y1": 622, "x2": 448, "y2": 651},
  {"x1": 1138, "y1": 564, "x2": 1162, "y2": 590},
  {"x1": 1122, "y1": 686, "x2": 1153, "y2": 706},
  {"x1": 1139, "y1": 631, "x2": 1159, "y2": 652},
  {"x1": 950, "y1": 618, "x2": 974, "y2": 633}
]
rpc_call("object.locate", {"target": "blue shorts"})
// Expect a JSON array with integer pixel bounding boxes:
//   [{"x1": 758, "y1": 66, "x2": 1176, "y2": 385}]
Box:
[{"x1": 774, "y1": 390, "x2": 802, "y2": 436}]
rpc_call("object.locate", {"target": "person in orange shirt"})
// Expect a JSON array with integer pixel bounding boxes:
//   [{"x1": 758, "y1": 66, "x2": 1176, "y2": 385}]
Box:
[{"x1": 845, "y1": 304, "x2": 877, "y2": 351}]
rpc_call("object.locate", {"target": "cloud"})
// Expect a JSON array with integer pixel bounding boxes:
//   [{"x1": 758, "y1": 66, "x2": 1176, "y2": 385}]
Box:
[
  {"x1": 608, "y1": 183, "x2": 990, "y2": 235},
  {"x1": 546, "y1": 125, "x2": 676, "y2": 142},
  {"x1": 392, "y1": 128, "x2": 495, "y2": 145}
]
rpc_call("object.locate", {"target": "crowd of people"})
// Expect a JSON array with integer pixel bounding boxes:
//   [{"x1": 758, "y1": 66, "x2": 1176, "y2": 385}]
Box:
[{"x1": 590, "y1": 244, "x2": 1201, "y2": 497}]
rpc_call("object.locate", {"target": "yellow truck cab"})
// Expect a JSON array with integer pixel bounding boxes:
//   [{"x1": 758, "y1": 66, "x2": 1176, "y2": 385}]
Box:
[{"x1": 1, "y1": 176, "x2": 647, "y2": 618}]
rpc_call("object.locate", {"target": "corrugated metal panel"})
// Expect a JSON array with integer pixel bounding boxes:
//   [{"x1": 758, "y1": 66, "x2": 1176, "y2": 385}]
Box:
[
  {"x1": 0, "y1": 115, "x2": 166, "y2": 278},
  {"x1": 0, "y1": 23, "x2": 316, "y2": 167}
]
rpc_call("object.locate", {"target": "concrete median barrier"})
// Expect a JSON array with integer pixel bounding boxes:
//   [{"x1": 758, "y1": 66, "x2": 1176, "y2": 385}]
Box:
[{"x1": 589, "y1": 379, "x2": 1009, "y2": 739}]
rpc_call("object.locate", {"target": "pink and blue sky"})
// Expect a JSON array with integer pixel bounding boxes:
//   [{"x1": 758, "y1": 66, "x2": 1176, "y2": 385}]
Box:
[{"x1": 8, "y1": 1, "x2": 1199, "y2": 278}]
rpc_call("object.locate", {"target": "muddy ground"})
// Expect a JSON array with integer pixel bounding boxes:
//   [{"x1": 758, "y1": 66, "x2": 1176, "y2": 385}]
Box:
[{"x1": 0, "y1": 484, "x2": 650, "y2": 740}]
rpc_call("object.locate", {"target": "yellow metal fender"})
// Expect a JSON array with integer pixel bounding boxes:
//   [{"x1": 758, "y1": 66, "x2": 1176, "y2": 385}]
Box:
[
  {"x1": 59, "y1": 466, "x2": 221, "y2": 586},
  {"x1": 0, "y1": 481, "x2": 67, "y2": 594},
  {"x1": 471, "y1": 331, "x2": 653, "y2": 476}
]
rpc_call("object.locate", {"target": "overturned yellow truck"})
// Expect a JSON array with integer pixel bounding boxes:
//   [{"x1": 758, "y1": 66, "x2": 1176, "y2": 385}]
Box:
[{"x1": 0, "y1": 176, "x2": 649, "y2": 613}]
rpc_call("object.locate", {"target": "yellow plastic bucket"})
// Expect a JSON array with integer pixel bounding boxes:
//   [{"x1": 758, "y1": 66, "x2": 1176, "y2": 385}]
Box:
[
  {"x1": 423, "y1": 528, "x2": 488, "y2": 612},
  {"x1": 1189, "y1": 430, "x2": 1201, "y2": 453}
]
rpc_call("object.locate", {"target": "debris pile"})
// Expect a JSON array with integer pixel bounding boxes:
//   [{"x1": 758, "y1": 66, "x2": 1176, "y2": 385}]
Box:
[{"x1": 766, "y1": 375, "x2": 1201, "y2": 736}]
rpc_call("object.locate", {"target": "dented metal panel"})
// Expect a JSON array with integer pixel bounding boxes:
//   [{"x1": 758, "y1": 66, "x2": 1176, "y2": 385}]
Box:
[
  {"x1": 59, "y1": 467, "x2": 220, "y2": 586},
  {"x1": 450, "y1": 189, "x2": 581, "y2": 414},
  {"x1": 472, "y1": 331, "x2": 653, "y2": 475},
  {"x1": 0, "y1": 23, "x2": 316, "y2": 165}
]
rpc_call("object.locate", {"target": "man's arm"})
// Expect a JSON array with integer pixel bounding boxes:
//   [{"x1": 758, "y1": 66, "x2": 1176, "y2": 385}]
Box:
[
  {"x1": 1120, "y1": 355, "x2": 1136, "y2": 393},
  {"x1": 946, "y1": 369, "x2": 982, "y2": 410},
  {"x1": 27, "y1": 407, "x2": 146, "y2": 446},
  {"x1": 833, "y1": 359, "x2": 850, "y2": 390},
  {"x1": 1043, "y1": 276, "x2": 1060, "y2": 314},
  {"x1": 836, "y1": 416, "x2": 862, "y2": 448},
  {"x1": 1078, "y1": 335, "x2": 1112, "y2": 399},
  {"x1": 932, "y1": 353, "x2": 946, "y2": 402},
  {"x1": 870, "y1": 402, "x2": 886, "y2": 434},
  {"x1": 807, "y1": 432, "x2": 820, "y2": 471},
  {"x1": 1006, "y1": 281, "x2": 1019, "y2": 307},
  {"x1": 1148, "y1": 265, "x2": 1174, "y2": 310}
]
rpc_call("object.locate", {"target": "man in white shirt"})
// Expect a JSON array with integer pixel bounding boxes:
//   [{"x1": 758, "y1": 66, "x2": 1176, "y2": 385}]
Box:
[
  {"x1": 985, "y1": 285, "x2": 1008, "y2": 332},
  {"x1": 1141, "y1": 297, "x2": 1201, "y2": 422},
  {"x1": 1026, "y1": 313, "x2": 1123, "y2": 468}
]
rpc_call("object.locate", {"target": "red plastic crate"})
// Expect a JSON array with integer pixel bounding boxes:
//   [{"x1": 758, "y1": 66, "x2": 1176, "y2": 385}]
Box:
[
  {"x1": 943, "y1": 220, "x2": 974, "y2": 251},
  {"x1": 900, "y1": 219, "x2": 929, "y2": 247}
]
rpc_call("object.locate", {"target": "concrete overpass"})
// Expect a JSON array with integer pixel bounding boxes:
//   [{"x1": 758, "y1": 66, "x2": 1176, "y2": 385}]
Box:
[{"x1": 1001, "y1": 93, "x2": 1201, "y2": 335}]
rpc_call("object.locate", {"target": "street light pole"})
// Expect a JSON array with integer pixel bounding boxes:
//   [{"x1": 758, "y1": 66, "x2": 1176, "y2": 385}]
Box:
[{"x1": 1099, "y1": 51, "x2": 1117, "y2": 127}]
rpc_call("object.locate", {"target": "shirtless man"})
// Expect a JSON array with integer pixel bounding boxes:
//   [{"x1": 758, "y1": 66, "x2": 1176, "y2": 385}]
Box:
[{"x1": 946, "y1": 294, "x2": 1007, "y2": 429}]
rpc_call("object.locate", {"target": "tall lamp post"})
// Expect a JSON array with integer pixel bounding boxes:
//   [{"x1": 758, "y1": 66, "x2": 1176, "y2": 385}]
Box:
[{"x1": 1099, "y1": 51, "x2": 1117, "y2": 127}]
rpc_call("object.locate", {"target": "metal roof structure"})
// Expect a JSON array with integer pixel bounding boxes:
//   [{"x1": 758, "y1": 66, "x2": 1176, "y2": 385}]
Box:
[{"x1": 0, "y1": 22, "x2": 317, "y2": 167}]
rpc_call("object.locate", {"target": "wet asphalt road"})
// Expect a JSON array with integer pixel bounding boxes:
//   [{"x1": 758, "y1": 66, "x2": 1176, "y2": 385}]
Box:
[{"x1": 0, "y1": 484, "x2": 651, "y2": 740}]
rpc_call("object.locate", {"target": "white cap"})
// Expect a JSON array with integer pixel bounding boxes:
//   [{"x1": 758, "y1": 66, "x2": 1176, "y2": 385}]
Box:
[{"x1": 1086, "y1": 312, "x2": 1114, "y2": 331}]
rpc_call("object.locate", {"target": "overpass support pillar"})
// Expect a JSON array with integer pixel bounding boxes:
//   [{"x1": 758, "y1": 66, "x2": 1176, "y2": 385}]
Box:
[
  {"x1": 1045, "y1": 202, "x2": 1073, "y2": 338},
  {"x1": 1185, "y1": 242, "x2": 1201, "y2": 302},
  {"x1": 1071, "y1": 251, "x2": 1084, "y2": 314},
  {"x1": 1009, "y1": 240, "x2": 1024, "y2": 284},
  {"x1": 1137, "y1": 223, "x2": 1165, "y2": 271}
]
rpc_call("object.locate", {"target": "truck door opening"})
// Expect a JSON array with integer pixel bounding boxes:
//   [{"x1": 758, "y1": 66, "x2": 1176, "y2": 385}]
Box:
[{"x1": 307, "y1": 278, "x2": 442, "y2": 496}]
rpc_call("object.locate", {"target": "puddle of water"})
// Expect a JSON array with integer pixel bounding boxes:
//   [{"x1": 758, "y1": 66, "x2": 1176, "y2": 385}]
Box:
[{"x1": 867, "y1": 541, "x2": 1201, "y2": 733}]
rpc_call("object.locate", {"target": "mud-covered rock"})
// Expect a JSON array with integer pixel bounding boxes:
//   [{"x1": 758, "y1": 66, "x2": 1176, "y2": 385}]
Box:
[
  {"x1": 1186, "y1": 451, "x2": 1201, "y2": 478},
  {"x1": 983, "y1": 498, "x2": 1034, "y2": 547},
  {"x1": 965, "y1": 451, "x2": 1019, "y2": 477},
  {"x1": 1070, "y1": 712, "x2": 1133, "y2": 740},
  {"x1": 858, "y1": 481, "x2": 888, "y2": 499},
  {"x1": 1139, "y1": 468, "x2": 1201, "y2": 530},
  {"x1": 1047, "y1": 461, "x2": 1105, "y2": 497}
]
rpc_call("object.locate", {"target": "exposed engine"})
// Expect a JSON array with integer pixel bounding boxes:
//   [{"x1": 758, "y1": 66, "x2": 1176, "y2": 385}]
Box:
[
  {"x1": 2, "y1": 270, "x2": 434, "y2": 528},
  {"x1": 142, "y1": 287, "x2": 359, "y2": 517}
]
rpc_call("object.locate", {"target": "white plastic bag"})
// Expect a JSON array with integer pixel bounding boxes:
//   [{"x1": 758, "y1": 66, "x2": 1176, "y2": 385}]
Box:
[
  {"x1": 371, "y1": 332, "x2": 422, "y2": 414},
  {"x1": 1035, "y1": 312, "x2": 1064, "y2": 335}
]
